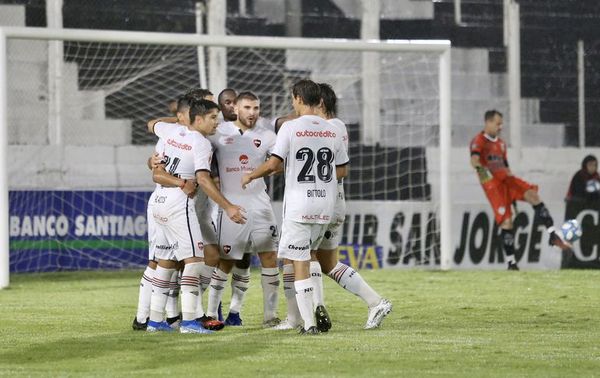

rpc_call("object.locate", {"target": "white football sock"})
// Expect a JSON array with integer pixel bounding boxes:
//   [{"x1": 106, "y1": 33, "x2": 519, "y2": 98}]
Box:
[
  {"x1": 294, "y1": 278, "x2": 316, "y2": 330},
  {"x1": 327, "y1": 262, "x2": 381, "y2": 307},
  {"x1": 165, "y1": 269, "x2": 180, "y2": 319},
  {"x1": 310, "y1": 261, "x2": 324, "y2": 309},
  {"x1": 149, "y1": 266, "x2": 175, "y2": 323},
  {"x1": 180, "y1": 263, "x2": 202, "y2": 321},
  {"x1": 261, "y1": 267, "x2": 280, "y2": 321},
  {"x1": 282, "y1": 264, "x2": 301, "y2": 326},
  {"x1": 206, "y1": 268, "x2": 228, "y2": 318},
  {"x1": 230, "y1": 267, "x2": 250, "y2": 314},
  {"x1": 135, "y1": 266, "x2": 155, "y2": 323},
  {"x1": 195, "y1": 263, "x2": 215, "y2": 318}
]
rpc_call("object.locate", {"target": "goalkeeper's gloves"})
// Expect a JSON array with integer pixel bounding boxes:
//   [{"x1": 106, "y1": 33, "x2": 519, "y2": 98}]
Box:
[{"x1": 476, "y1": 165, "x2": 493, "y2": 184}]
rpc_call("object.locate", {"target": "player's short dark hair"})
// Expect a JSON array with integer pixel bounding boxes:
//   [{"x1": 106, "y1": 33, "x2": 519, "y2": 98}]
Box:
[
  {"x1": 484, "y1": 109, "x2": 503, "y2": 121},
  {"x1": 189, "y1": 99, "x2": 220, "y2": 124},
  {"x1": 218, "y1": 88, "x2": 237, "y2": 105},
  {"x1": 176, "y1": 95, "x2": 191, "y2": 112},
  {"x1": 185, "y1": 87, "x2": 213, "y2": 101},
  {"x1": 292, "y1": 79, "x2": 321, "y2": 107},
  {"x1": 318, "y1": 83, "x2": 337, "y2": 117},
  {"x1": 236, "y1": 91, "x2": 259, "y2": 104}
]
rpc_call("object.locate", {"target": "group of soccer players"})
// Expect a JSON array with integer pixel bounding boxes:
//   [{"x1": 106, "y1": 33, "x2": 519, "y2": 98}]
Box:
[{"x1": 132, "y1": 79, "x2": 392, "y2": 334}]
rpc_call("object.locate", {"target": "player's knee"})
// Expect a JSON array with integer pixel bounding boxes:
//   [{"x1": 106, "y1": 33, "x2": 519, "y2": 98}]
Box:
[
  {"x1": 258, "y1": 251, "x2": 277, "y2": 268},
  {"x1": 148, "y1": 260, "x2": 158, "y2": 269}
]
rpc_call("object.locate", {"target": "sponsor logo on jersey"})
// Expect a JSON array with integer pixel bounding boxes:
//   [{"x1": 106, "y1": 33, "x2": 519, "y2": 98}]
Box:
[
  {"x1": 223, "y1": 137, "x2": 235, "y2": 145},
  {"x1": 253, "y1": 139, "x2": 261, "y2": 148},
  {"x1": 295, "y1": 130, "x2": 336, "y2": 138},
  {"x1": 197, "y1": 241, "x2": 204, "y2": 250},
  {"x1": 167, "y1": 138, "x2": 192, "y2": 150},
  {"x1": 223, "y1": 245, "x2": 232, "y2": 254},
  {"x1": 154, "y1": 196, "x2": 166, "y2": 203},
  {"x1": 301, "y1": 214, "x2": 331, "y2": 222},
  {"x1": 287, "y1": 243, "x2": 310, "y2": 251},
  {"x1": 156, "y1": 241, "x2": 178, "y2": 250},
  {"x1": 239, "y1": 154, "x2": 249, "y2": 164}
]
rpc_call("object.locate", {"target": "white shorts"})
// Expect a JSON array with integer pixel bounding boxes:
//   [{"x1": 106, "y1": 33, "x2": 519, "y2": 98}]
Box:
[
  {"x1": 195, "y1": 197, "x2": 218, "y2": 245},
  {"x1": 278, "y1": 219, "x2": 327, "y2": 261},
  {"x1": 217, "y1": 207, "x2": 278, "y2": 260},
  {"x1": 318, "y1": 186, "x2": 346, "y2": 250},
  {"x1": 152, "y1": 187, "x2": 205, "y2": 261}
]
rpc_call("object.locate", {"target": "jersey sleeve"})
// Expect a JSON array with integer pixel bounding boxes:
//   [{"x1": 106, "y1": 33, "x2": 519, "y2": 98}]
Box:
[
  {"x1": 469, "y1": 134, "x2": 484, "y2": 156},
  {"x1": 265, "y1": 130, "x2": 277, "y2": 155},
  {"x1": 194, "y1": 137, "x2": 213, "y2": 173},
  {"x1": 153, "y1": 121, "x2": 177, "y2": 139},
  {"x1": 271, "y1": 126, "x2": 290, "y2": 161},
  {"x1": 334, "y1": 133, "x2": 350, "y2": 166},
  {"x1": 154, "y1": 138, "x2": 165, "y2": 154}
]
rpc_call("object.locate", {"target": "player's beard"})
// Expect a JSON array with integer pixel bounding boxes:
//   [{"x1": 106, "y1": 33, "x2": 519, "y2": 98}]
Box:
[{"x1": 240, "y1": 116, "x2": 257, "y2": 129}]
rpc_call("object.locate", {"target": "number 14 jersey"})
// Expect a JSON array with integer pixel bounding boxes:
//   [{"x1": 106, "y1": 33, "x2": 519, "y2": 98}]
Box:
[{"x1": 272, "y1": 115, "x2": 349, "y2": 224}]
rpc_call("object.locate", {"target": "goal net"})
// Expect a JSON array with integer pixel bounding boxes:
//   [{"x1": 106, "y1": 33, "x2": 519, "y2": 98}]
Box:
[{"x1": 0, "y1": 28, "x2": 450, "y2": 286}]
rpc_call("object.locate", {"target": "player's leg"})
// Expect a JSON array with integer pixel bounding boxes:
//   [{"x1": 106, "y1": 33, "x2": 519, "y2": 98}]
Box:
[
  {"x1": 257, "y1": 251, "x2": 280, "y2": 327},
  {"x1": 517, "y1": 179, "x2": 572, "y2": 251},
  {"x1": 320, "y1": 250, "x2": 391, "y2": 329},
  {"x1": 147, "y1": 258, "x2": 177, "y2": 332},
  {"x1": 133, "y1": 259, "x2": 157, "y2": 330},
  {"x1": 205, "y1": 258, "x2": 234, "y2": 320},
  {"x1": 165, "y1": 264, "x2": 182, "y2": 328},
  {"x1": 272, "y1": 258, "x2": 303, "y2": 330},
  {"x1": 482, "y1": 178, "x2": 519, "y2": 270}
]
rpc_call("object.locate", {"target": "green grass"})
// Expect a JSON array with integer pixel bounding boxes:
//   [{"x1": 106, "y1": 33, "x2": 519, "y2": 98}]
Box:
[{"x1": 1, "y1": 269, "x2": 599, "y2": 377}]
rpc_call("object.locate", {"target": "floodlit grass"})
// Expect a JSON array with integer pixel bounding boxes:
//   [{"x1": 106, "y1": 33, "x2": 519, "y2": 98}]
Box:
[{"x1": 1, "y1": 269, "x2": 599, "y2": 377}]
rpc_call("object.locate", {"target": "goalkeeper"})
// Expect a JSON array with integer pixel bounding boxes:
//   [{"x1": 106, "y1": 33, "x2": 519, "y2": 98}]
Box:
[{"x1": 470, "y1": 110, "x2": 572, "y2": 270}]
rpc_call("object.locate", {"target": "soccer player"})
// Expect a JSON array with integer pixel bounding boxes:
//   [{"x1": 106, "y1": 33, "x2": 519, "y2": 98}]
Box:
[
  {"x1": 146, "y1": 98, "x2": 246, "y2": 333},
  {"x1": 310, "y1": 83, "x2": 392, "y2": 331},
  {"x1": 149, "y1": 89, "x2": 225, "y2": 331},
  {"x1": 204, "y1": 91, "x2": 281, "y2": 327},
  {"x1": 242, "y1": 79, "x2": 349, "y2": 334},
  {"x1": 470, "y1": 110, "x2": 572, "y2": 270}
]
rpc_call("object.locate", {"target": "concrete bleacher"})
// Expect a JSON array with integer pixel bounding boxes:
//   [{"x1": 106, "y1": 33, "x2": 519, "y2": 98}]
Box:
[{"x1": 2, "y1": 4, "x2": 152, "y2": 189}]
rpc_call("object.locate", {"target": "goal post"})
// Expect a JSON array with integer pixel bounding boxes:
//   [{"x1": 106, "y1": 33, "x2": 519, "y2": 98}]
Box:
[{"x1": 0, "y1": 27, "x2": 451, "y2": 289}]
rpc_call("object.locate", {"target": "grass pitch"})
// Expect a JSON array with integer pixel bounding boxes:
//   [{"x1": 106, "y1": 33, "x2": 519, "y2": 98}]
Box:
[{"x1": 1, "y1": 269, "x2": 599, "y2": 377}]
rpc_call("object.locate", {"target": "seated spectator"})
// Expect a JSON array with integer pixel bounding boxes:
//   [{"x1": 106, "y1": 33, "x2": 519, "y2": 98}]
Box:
[{"x1": 566, "y1": 154, "x2": 600, "y2": 202}]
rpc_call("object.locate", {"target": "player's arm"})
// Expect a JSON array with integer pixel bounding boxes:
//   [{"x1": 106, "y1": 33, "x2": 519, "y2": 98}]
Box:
[
  {"x1": 147, "y1": 116, "x2": 178, "y2": 134},
  {"x1": 470, "y1": 154, "x2": 493, "y2": 184},
  {"x1": 336, "y1": 164, "x2": 348, "y2": 180},
  {"x1": 196, "y1": 170, "x2": 246, "y2": 224},
  {"x1": 152, "y1": 166, "x2": 197, "y2": 197},
  {"x1": 242, "y1": 156, "x2": 281, "y2": 189}
]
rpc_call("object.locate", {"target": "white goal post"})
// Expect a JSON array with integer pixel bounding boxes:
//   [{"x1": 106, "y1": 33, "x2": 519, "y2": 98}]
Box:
[{"x1": 0, "y1": 27, "x2": 451, "y2": 289}]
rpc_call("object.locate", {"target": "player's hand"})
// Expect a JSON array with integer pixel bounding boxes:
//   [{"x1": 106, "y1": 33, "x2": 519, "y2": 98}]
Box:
[
  {"x1": 226, "y1": 205, "x2": 247, "y2": 224},
  {"x1": 181, "y1": 179, "x2": 197, "y2": 198},
  {"x1": 241, "y1": 174, "x2": 253, "y2": 190},
  {"x1": 476, "y1": 166, "x2": 493, "y2": 184},
  {"x1": 151, "y1": 153, "x2": 165, "y2": 169}
]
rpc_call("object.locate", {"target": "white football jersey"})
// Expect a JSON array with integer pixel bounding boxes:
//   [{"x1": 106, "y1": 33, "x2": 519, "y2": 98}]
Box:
[
  {"x1": 153, "y1": 121, "x2": 212, "y2": 180},
  {"x1": 273, "y1": 114, "x2": 349, "y2": 224},
  {"x1": 209, "y1": 121, "x2": 276, "y2": 208}
]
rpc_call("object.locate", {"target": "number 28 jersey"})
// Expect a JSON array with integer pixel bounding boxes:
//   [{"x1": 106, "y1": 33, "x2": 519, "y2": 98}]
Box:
[{"x1": 273, "y1": 115, "x2": 349, "y2": 224}]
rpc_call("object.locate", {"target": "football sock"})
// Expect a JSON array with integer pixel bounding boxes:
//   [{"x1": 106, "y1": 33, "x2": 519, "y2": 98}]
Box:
[
  {"x1": 283, "y1": 264, "x2": 302, "y2": 326},
  {"x1": 310, "y1": 261, "x2": 324, "y2": 309},
  {"x1": 230, "y1": 267, "x2": 250, "y2": 314},
  {"x1": 149, "y1": 266, "x2": 175, "y2": 323},
  {"x1": 180, "y1": 263, "x2": 203, "y2": 321},
  {"x1": 136, "y1": 266, "x2": 155, "y2": 323},
  {"x1": 327, "y1": 262, "x2": 381, "y2": 307},
  {"x1": 501, "y1": 229, "x2": 516, "y2": 264},
  {"x1": 295, "y1": 278, "x2": 316, "y2": 330},
  {"x1": 261, "y1": 267, "x2": 280, "y2": 321},
  {"x1": 533, "y1": 202, "x2": 554, "y2": 229},
  {"x1": 195, "y1": 262, "x2": 214, "y2": 318},
  {"x1": 165, "y1": 269, "x2": 180, "y2": 319},
  {"x1": 206, "y1": 268, "x2": 228, "y2": 318}
]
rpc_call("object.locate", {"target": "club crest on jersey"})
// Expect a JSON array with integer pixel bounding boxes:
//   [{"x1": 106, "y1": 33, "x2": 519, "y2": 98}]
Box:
[
  {"x1": 253, "y1": 139, "x2": 261, "y2": 148},
  {"x1": 239, "y1": 154, "x2": 249, "y2": 164},
  {"x1": 197, "y1": 241, "x2": 204, "y2": 250},
  {"x1": 223, "y1": 245, "x2": 232, "y2": 254}
]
